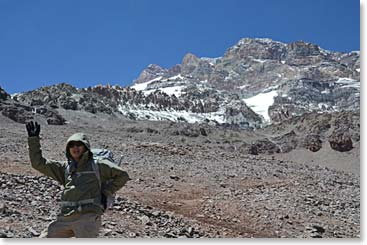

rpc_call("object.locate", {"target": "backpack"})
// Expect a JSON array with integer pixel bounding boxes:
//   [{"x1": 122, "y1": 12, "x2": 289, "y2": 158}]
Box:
[{"x1": 64, "y1": 148, "x2": 118, "y2": 211}]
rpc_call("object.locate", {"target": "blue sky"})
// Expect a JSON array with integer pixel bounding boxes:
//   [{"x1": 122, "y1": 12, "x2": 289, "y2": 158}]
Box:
[{"x1": 0, "y1": 0, "x2": 360, "y2": 94}]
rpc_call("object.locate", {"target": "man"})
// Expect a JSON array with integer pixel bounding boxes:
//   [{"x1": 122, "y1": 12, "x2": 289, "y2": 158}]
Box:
[{"x1": 26, "y1": 121, "x2": 129, "y2": 238}]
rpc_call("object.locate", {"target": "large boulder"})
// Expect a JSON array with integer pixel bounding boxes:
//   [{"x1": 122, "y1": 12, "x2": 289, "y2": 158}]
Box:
[
  {"x1": 248, "y1": 138, "x2": 280, "y2": 155},
  {"x1": 271, "y1": 130, "x2": 298, "y2": 153},
  {"x1": 1, "y1": 104, "x2": 33, "y2": 123},
  {"x1": 60, "y1": 97, "x2": 78, "y2": 110},
  {"x1": 170, "y1": 123, "x2": 208, "y2": 137},
  {"x1": 45, "y1": 110, "x2": 66, "y2": 125},
  {"x1": 302, "y1": 134, "x2": 322, "y2": 152},
  {"x1": 46, "y1": 116, "x2": 65, "y2": 125},
  {"x1": 329, "y1": 128, "x2": 353, "y2": 152}
]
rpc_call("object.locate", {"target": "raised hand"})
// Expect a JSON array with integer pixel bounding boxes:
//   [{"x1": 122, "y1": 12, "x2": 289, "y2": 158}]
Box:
[{"x1": 26, "y1": 121, "x2": 41, "y2": 137}]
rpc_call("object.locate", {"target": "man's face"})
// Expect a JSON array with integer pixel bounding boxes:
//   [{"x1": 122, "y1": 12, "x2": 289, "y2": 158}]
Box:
[{"x1": 69, "y1": 141, "x2": 87, "y2": 161}]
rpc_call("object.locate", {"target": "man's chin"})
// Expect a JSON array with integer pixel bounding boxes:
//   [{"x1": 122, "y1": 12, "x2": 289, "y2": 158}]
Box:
[{"x1": 71, "y1": 155, "x2": 82, "y2": 160}]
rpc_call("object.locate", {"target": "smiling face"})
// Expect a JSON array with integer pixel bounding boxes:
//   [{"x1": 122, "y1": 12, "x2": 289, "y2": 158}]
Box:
[{"x1": 68, "y1": 141, "x2": 87, "y2": 161}]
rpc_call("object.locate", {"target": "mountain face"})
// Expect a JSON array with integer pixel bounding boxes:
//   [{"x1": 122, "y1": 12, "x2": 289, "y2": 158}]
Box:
[
  {"x1": 132, "y1": 38, "x2": 359, "y2": 125},
  {"x1": 2, "y1": 38, "x2": 360, "y2": 129}
]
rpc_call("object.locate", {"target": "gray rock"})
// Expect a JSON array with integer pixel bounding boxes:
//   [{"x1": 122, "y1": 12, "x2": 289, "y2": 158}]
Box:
[
  {"x1": 27, "y1": 227, "x2": 40, "y2": 236},
  {"x1": 169, "y1": 175, "x2": 180, "y2": 181},
  {"x1": 302, "y1": 134, "x2": 322, "y2": 152}
]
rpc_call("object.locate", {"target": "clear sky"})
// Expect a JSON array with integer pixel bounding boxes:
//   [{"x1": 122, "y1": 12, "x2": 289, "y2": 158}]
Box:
[{"x1": 0, "y1": 0, "x2": 360, "y2": 94}]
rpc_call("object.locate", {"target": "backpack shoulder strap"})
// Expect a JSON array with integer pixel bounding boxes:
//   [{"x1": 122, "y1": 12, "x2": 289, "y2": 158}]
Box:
[
  {"x1": 92, "y1": 157, "x2": 102, "y2": 188},
  {"x1": 64, "y1": 159, "x2": 102, "y2": 189},
  {"x1": 64, "y1": 163, "x2": 71, "y2": 185}
]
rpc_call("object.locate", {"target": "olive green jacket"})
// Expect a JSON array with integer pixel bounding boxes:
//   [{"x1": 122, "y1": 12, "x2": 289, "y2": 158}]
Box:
[{"x1": 28, "y1": 134, "x2": 129, "y2": 216}]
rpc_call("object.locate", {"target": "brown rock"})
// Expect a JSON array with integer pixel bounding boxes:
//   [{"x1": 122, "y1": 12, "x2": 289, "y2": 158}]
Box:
[{"x1": 329, "y1": 129, "x2": 353, "y2": 152}]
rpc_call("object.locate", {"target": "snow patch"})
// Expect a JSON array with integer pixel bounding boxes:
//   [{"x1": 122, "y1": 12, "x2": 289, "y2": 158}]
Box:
[
  {"x1": 335, "y1": 77, "x2": 360, "y2": 89},
  {"x1": 166, "y1": 74, "x2": 184, "y2": 80},
  {"x1": 118, "y1": 104, "x2": 225, "y2": 124},
  {"x1": 131, "y1": 76, "x2": 162, "y2": 91},
  {"x1": 243, "y1": 90, "x2": 278, "y2": 122},
  {"x1": 335, "y1": 77, "x2": 357, "y2": 83},
  {"x1": 10, "y1": 92, "x2": 23, "y2": 99},
  {"x1": 253, "y1": 59, "x2": 267, "y2": 63},
  {"x1": 319, "y1": 48, "x2": 331, "y2": 56},
  {"x1": 159, "y1": 85, "x2": 187, "y2": 97},
  {"x1": 237, "y1": 84, "x2": 248, "y2": 90},
  {"x1": 318, "y1": 103, "x2": 330, "y2": 110},
  {"x1": 201, "y1": 57, "x2": 221, "y2": 65}
]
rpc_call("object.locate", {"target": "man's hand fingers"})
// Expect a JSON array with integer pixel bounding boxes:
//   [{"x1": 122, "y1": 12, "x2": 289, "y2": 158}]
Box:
[
  {"x1": 35, "y1": 122, "x2": 41, "y2": 135},
  {"x1": 26, "y1": 121, "x2": 40, "y2": 137}
]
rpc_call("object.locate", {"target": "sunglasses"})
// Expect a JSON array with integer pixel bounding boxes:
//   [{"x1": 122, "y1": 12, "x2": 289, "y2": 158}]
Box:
[{"x1": 69, "y1": 141, "x2": 84, "y2": 148}]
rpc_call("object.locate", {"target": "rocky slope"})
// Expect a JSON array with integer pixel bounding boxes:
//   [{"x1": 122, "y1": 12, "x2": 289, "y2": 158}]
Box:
[{"x1": 0, "y1": 111, "x2": 360, "y2": 238}]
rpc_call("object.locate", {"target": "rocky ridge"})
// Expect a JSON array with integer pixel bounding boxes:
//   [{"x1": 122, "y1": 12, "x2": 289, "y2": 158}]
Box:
[
  {"x1": 0, "y1": 86, "x2": 65, "y2": 125},
  {"x1": 0, "y1": 84, "x2": 360, "y2": 155}
]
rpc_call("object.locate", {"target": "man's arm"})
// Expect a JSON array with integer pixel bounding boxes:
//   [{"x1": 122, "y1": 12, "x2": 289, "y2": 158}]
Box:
[
  {"x1": 99, "y1": 160, "x2": 129, "y2": 196},
  {"x1": 26, "y1": 121, "x2": 66, "y2": 185}
]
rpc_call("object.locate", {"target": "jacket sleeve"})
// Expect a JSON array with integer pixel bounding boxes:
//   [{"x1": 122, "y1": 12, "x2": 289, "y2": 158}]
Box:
[
  {"x1": 28, "y1": 136, "x2": 66, "y2": 185},
  {"x1": 99, "y1": 160, "x2": 129, "y2": 196}
]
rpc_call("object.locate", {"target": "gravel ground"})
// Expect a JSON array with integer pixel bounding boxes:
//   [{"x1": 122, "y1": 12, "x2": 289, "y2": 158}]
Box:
[{"x1": 0, "y1": 111, "x2": 360, "y2": 238}]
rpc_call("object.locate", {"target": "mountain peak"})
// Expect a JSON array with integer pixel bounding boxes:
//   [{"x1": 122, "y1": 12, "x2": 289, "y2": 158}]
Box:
[
  {"x1": 182, "y1": 53, "x2": 200, "y2": 65},
  {"x1": 236, "y1": 37, "x2": 286, "y2": 47},
  {"x1": 134, "y1": 64, "x2": 168, "y2": 84}
]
